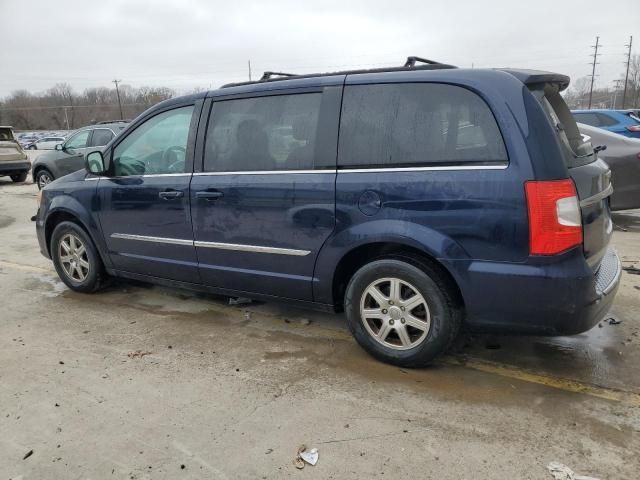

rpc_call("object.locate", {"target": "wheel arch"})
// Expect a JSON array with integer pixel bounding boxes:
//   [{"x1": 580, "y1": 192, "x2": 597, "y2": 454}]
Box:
[
  {"x1": 44, "y1": 200, "x2": 111, "y2": 269},
  {"x1": 327, "y1": 241, "x2": 465, "y2": 313}
]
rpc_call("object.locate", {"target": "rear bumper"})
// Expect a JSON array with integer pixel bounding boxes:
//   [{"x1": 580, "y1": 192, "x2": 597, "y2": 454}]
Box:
[
  {"x1": 0, "y1": 160, "x2": 30, "y2": 175},
  {"x1": 452, "y1": 246, "x2": 621, "y2": 335}
]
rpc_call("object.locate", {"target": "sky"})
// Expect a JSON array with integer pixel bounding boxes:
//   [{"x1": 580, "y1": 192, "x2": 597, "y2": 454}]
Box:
[{"x1": 1, "y1": 0, "x2": 638, "y2": 98}]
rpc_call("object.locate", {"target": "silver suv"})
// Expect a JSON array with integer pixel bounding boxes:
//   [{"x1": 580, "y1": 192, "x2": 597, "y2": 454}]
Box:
[{"x1": 31, "y1": 121, "x2": 128, "y2": 189}]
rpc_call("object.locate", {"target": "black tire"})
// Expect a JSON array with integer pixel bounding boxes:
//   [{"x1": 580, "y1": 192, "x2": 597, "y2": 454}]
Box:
[
  {"x1": 35, "y1": 168, "x2": 54, "y2": 190},
  {"x1": 51, "y1": 221, "x2": 107, "y2": 293},
  {"x1": 28, "y1": 145, "x2": 37, "y2": 150},
  {"x1": 345, "y1": 258, "x2": 461, "y2": 367},
  {"x1": 10, "y1": 172, "x2": 28, "y2": 183}
]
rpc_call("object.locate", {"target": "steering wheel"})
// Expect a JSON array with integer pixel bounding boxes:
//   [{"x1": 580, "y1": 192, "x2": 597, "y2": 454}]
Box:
[{"x1": 162, "y1": 146, "x2": 187, "y2": 172}]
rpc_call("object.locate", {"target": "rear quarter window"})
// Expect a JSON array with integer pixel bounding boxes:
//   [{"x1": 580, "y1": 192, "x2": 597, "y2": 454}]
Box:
[{"x1": 338, "y1": 83, "x2": 508, "y2": 168}]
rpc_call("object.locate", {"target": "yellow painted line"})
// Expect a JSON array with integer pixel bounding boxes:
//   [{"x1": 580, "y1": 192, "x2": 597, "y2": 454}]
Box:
[
  {"x1": 0, "y1": 260, "x2": 53, "y2": 274},
  {"x1": 446, "y1": 357, "x2": 640, "y2": 406}
]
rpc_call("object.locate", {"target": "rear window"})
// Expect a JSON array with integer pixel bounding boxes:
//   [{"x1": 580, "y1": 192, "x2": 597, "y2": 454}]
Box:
[
  {"x1": 573, "y1": 112, "x2": 600, "y2": 127},
  {"x1": 338, "y1": 83, "x2": 508, "y2": 169},
  {"x1": 535, "y1": 86, "x2": 594, "y2": 168},
  {"x1": 0, "y1": 128, "x2": 15, "y2": 141}
]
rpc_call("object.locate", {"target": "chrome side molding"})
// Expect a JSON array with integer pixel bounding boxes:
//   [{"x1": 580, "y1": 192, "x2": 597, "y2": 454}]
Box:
[{"x1": 110, "y1": 233, "x2": 310, "y2": 256}]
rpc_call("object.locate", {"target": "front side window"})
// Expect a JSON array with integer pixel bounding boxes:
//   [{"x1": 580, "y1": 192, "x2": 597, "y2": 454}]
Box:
[
  {"x1": 65, "y1": 130, "x2": 90, "y2": 150},
  {"x1": 204, "y1": 93, "x2": 322, "y2": 172},
  {"x1": 338, "y1": 83, "x2": 507, "y2": 168},
  {"x1": 89, "y1": 129, "x2": 114, "y2": 147},
  {"x1": 112, "y1": 106, "x2": 194, "y2": 177}
]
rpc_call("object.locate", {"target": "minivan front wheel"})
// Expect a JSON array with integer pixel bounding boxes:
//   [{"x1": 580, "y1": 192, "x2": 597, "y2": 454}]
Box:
[
  {"x1": 51, "y1": 221, "x2": 106, "y2": 293},
  {"x1": 345, "y1": 259, "x2": 460, "y2": 367}
]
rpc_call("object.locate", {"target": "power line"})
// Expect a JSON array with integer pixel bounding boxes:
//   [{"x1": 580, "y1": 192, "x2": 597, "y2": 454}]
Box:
[{"x1": 588, "y1": 36, "x2": 601, "y2": 109}]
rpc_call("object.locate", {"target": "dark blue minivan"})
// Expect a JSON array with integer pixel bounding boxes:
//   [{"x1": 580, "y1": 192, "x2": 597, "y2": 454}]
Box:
[{"x1": 35, "y1": 59, "x2": 621, "y2": 366}]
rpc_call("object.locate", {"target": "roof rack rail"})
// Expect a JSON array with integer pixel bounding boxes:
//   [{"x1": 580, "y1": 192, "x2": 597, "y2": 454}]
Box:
[
  {"x1": 260, "y1": 71, "x2": 296, "y2": 81},
  {"x1": 404, "y1": 56, "x2": 443, "y2": 68},
  {"x1": 222, "y1": 56, "x2": 456, "y2": 88}
]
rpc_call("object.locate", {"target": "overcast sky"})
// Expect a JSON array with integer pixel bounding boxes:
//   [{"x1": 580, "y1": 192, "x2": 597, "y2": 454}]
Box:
[{"x1": 1, "y1": 0, "x2": 638, "y2": 98}]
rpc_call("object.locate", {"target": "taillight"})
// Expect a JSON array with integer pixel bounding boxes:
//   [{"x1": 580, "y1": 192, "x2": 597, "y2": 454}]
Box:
[
  {"x1": 626, "y1": 125, "x2": 640, "y2": 132},
  {"x1": 525, "y1": 179, "x2": 583, "y2": 255}
]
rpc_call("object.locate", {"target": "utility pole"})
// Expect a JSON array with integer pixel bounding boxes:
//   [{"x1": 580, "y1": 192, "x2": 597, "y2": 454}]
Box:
[
  {"x1": 112, "y1": 79, "x2": 124, "y2": 120},
  {"x1": 248, "y1": 60, "x2": 252, "y2": 81},
  {"x1": 63, "y1": 106, "x2": 69, "y2": 130},
  {"x1": 612, "y1": 79, "x2": 623, "y2": 109},
  {"x1": 588, "y1": 36, "x2": 601, "y2": 109},
  {"x1": 622, "y1": 36, "x2": 633, "y2": 109}
]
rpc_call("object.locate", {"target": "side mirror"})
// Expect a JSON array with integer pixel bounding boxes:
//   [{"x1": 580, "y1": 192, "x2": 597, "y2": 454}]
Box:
[
  {"x1": 55, "y1": 144, "x2": 63, "y2": 151},
  {"x1": 86, "y1": 151, "x2": 106, "y2": 175}
]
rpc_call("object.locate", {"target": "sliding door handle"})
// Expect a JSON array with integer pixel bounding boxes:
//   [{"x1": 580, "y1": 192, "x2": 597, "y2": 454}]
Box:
[{"x1": 196, "y1": 191, "x2": 224, "y2": 201}]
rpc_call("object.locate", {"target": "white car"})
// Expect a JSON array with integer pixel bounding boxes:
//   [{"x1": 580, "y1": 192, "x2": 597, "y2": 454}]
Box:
[{"x1": 27, "y1": 136, "x2": 65, "y2": 150}]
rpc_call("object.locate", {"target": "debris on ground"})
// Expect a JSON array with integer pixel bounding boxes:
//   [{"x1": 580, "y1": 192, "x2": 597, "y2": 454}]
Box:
[
  {"x1": 622, "y1": 265, "x2": 640, "y2": 275},
  {"x1": 244, "y1": 311, "x2": 252, "y2": 320},
  {"x1": 294, "y1": 445, "x2": 319, "y2": 469},
  {"x1": 23, "y1": 449, "x2": 33, "y2": 460},
  {"x1": 299, "y1": 318, "x2": 311, "y2": 326},
  {"x1": 607, "y1": 318, "x2": 622, "y2": 325},
  {"x1": 228, "y1": 297, "x2": 252, "y2": 305},
  {"x1": 127, "y1": 350, "x2": 152, "y2": 359},
  {"x1": 546, "y1": 462, "x2": 600, "y2": 480}
]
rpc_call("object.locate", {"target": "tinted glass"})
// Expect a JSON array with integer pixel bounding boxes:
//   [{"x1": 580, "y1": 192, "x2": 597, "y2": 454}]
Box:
[
  {"x1": 65, "y1": 130, "x2": 90, "y2": 149},
  {"x1": 573, "y1": 112, "x2": 600, "y2": 127},
  {"x1": 596, "y1": 113, "x2": 617, "y2": 127},
  {"x1": 112, "y1": 106, "x2": 193, "y2": 177},
  {"x1": 204, "y1": 93, "x2": 322, "y2": 172},
  {"x1": 89, "y1": 129, "x2": 114, "y2": 147},
  {"x1": 338, "y1": 83, "x2": 507, "y2": 168}
]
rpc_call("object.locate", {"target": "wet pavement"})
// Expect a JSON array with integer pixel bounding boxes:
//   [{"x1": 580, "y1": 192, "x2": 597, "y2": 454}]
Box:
[{"x1": 0, "y1": 175, "x2": 639, "y2": 479}]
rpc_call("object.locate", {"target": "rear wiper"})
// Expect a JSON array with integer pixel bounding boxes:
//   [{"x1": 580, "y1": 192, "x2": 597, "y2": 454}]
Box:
[{"x1": 594, "y1": 144, "x2": 607, "y2": 154}]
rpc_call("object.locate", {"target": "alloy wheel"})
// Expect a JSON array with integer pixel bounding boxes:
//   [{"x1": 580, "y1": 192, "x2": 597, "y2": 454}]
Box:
[
  {"x1": 37, "y1": 172, "x2": 52, "y2": 189},
  {"x1": 360, "y1": 277, "x2": 431, "y2": 350},
  {"x1": 58, "y1": 233, "x2": 90, "y2": 282}
]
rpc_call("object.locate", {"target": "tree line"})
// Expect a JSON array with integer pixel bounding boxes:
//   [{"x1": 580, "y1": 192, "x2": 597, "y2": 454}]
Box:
[
  {"x1": 0, "y1": 83, "x2": 176, "y2": 131},
  {"x1": 1, "y1": 55, "x2": 638, "y2": 131}
]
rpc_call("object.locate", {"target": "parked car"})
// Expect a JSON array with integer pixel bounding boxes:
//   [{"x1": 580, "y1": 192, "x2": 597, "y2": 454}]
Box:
[
  {"x1": 35, "y1": 60, "x2": 621, "y2": 367},
  {"x1": 572, "y1": 109, "x2": 640, "y2": 138},
  {"x1": 26, "y1": 136, "x2": 66, "y2": 150},
  {"x1": 0, "y1": 126, "x2": 30, "y2": 182},
  {"x1": 31, "y1": 122, "x2": 127, "y2": 189},
  {"x1": 577, "y1": 122, "x2": 640, "y2": 211},
  {"x1": 19, "y1": 135, "x2": 38, "y2": 148},
  {"x1": 620, "y1": 109, "x2": 640, "y2": 122}
]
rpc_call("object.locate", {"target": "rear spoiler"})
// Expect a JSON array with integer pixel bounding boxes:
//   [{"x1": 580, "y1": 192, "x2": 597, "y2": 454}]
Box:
[{"x1": 498, "y1": 69, "x2": 570, "y2": 92}]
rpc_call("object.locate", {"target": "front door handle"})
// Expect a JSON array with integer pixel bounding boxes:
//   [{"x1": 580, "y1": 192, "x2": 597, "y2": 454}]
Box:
[
  {"x1": 159, "y1": 190, "x2": 184, "y2": 200},
  {"x1": 196, "y1": 191, "x2": 224, "y2": 201}
]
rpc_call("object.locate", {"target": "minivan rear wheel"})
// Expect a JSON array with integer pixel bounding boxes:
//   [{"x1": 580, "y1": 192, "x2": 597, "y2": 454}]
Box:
[
  {"x1": 51, "y1": 221, "x2": 107, "y2": 293},
  {"x1": 345, "y1": 259, "x2": 460, "y2": 367}
]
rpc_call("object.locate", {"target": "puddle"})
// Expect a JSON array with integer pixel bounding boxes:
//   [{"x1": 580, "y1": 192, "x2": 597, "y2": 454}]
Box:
[{"x1": 459, "y1": 321, "x2": 636, "y2": 392}]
